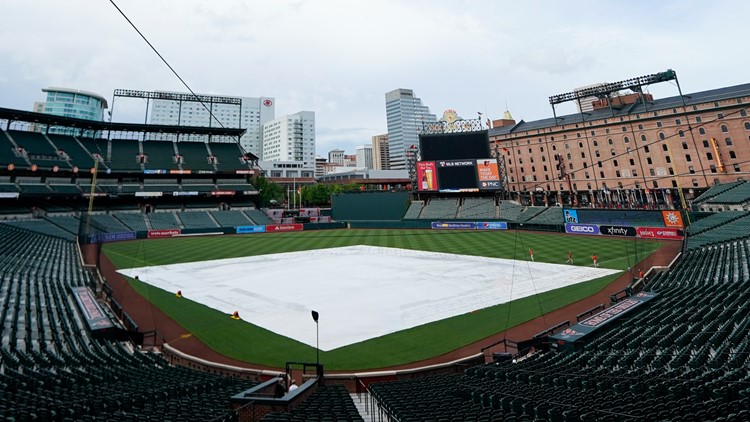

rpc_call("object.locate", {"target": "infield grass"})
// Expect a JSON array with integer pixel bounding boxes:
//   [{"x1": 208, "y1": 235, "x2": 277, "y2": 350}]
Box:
[{"x1": 104, "y1": 229, "x2": 661, "y2": 370}]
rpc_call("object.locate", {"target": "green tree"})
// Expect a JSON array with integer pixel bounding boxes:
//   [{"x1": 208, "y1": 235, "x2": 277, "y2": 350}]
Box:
[
  {"x1": 301, "y1": 184, "x2": 333, "y2": 206},
  {"x1": 255, "y1": 176, "x2": 284, "y2": 207}
]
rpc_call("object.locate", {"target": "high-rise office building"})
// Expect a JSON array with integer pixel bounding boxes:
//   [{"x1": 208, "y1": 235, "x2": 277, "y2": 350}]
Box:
[
  {"x1": 262, "y1": 111, "x2": 316, "y2": 171},
  {"x1": 355, "y1": 145, "x2": 373, "y2": 169},
  {"x1": 371, "y1": 134, "x2": 389, "y2": 170},
  {"x1": 328, "y1": 149, "x2": 345, "y2": 166},
  {"x1": 385, "y1": 89, "x2": 437, "y2": 170},
  {"x1": 149, "y1": 92, "x2": 274, "y2": 157}
]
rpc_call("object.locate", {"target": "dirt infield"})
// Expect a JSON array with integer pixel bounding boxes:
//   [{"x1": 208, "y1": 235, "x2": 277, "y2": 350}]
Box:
[{"x1": 91, "y1": 238, "x2": 682, "y2": 373}]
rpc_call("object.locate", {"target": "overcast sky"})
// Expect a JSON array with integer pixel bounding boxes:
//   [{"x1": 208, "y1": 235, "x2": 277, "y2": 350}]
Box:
[{"x1": 1, "y1": 0, "x2": 748, "y2": 156}]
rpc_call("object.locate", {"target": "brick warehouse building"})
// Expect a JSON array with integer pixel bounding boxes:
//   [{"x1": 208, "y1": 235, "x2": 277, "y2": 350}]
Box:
[{"x1": 488, "y1": 82, "x2": 750, "y2": 208}]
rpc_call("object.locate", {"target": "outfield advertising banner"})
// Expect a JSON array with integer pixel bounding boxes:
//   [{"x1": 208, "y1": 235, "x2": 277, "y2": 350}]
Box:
[
  {"x1": 661, "y1": 210, "x2": 685, "y2": 228},
  {"x1": 432, "y1": 222, "x2": 476, "y2": 230},
  {"x1": 88, "y1": 231, "x2": 137, "y2": 244},
  {"x1": 148, "y1": 229, "x2": 182, "y2": 239},
  {"x1": 236, "y1": 225, "x2": 266, "y2": 234},
  {"x1": 475, "y1": 222, "x2": 508, "y2": 230},
  {"x1": 565, "y1": 223, "x2": 600, "y2": 235},
  {"x1": 636, "y1": 227, "x2": 684, "y2": 240},
  {"x1": 599, "y1": 225, "x2": 637, "y2": 237},
  {"x1": 266, "y1": 224, "x2": 303, "y2": 232}
]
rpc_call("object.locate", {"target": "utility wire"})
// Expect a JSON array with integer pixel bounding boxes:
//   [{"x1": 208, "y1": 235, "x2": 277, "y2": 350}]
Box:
[{"x1": 108, "y1": 0, "x2": 227, "y2": 129}]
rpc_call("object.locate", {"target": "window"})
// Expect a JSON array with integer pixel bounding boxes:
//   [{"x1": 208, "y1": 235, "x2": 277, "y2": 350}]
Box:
[
  {"x1": 624, "y1": 136, "x2": 630, "y2": 143},
  {"x1": 745, "y1": 122, "x2": 750, "y2": 130},
  {"x1": 626, "y1": 147, "x2": 632, "y2": 154},
  {"x1": 710, "y1": 165, "x2": 717, "y2": 173},
  {"x1": 659, "y1": 132, "x2": 666, "y2": 140},
  {"x1": 679, "y1": 130, "x2": 685, "y2": 138},
  {"x1": 581, "y1": 152, "x2": 586, "y2": 159},
  {"x1": 692, "y1": 179, "x2": 699, "y2": 187},
  {"x1": 702, "y1": 140, "x2": 709, "y2": 148},
  {"x1": 649, "y1": 168, "x2": 655, "y2": 176},
  {"x1": 578, "y1": 142, "x2": 584, "y2": 148},
  {"x1": 668, "y1": 167, "x2": 674, "y2": 175},
  {"x1": 735, "y1": 164, "x2": 741, "y2": 172},
  {"x1": 729, "y1": 151, "x2": 737, "y2": 159},
  {"x1": 566, "y1": 153, "x2": 571, "y2": 160},
  {"x1": 629, "y1": 159, "x2": 635, "y2": 165},
  {"x1": 662, "y1": 144, "x2": 668, "y2": 151},
  {"x1": 685, "y1": 154, "x2": 692, "y2": 162},
  {"x1": 644, "y1": 145, "x2": 650, "y2": 153},
  {"x1": 598, "y1": 161, "x2": 602, "y2": 168},
  {"x1": 611, "y1": 149, "x2": 616, "y2": 156},
  {"x1": 718, "y1": 113, "x2": 724, "y2": 119},
  {"x1": 593, "y1": 140, "x2": 598, "y2": 146},
  {"x1": 641, "y1": 134, "x2": 647, "y2": 142},
  {"x1": 528, "y1": 148, "x2": 532, "y2": 153},
  {"x1": 595, "y1": 150, "x2": 601, "y2": 157},
  {"x1": 632, "y1": 170, "x2": 638, "y2": 177},
  {"x1": 564, "y1": 143, "x2": 569, "y2": 150},
  {"x1": 721, "y1": 124, "x2": 728, "y2": 133},
  {"x1": 552, "y1": 145, "x2": 557, "y2": 151},
  {"x1": 647, "y1": 157, "x2": 653, "y2": 165},
  {"x1": 726, "y1": 138, "x2": 733, "y2": 146},
  {"x1": 675, "y1": 119, "x2": 681, "y2": 125},
  {"x1": 600, "y1": 171, "x2": 605, "y2": 178},
  {"x1": 608, "y1": 138, "x2": 613, "y2": 145},
  {"x1": 740, "y1": 109, "x2": 747, "y2": 117},
  {"x1": 569, "y1": 163, "x2": 573, "y2": 170},
  {"x1": 666, "y1": 156, "x2": 671, "y2": 163},
  {"x1": 657, "y1": 121, "x2": 662, "y2": 128},
  {"x1": 682, "y1": 142, "x2": 688, "y2": 149},
  {"x1": 699, "y1": 127, "x2": 706, "y2": 135},
  {"x1": 615, "y1": 171, "x2": 621, "y2": 177},
  {"x1": 543, "y1": 165, "x2": 547, "y2": 171},
  {"x1": 613, "y1": 159, "x2": 619, "y2": 167},
  {"x1": 653, "y1": 180, "x2": 658, "y2": 188},
  {"x1": 707, "y1": 152, "x2": 713, "y2": 160},
  {"x1": 638, "y1": 124, "x2": 644, "y2": 130},
  {"x1": 688, "y1": 166, "x2": 695, "y2": 174},
  {"x1": 591, "y1": 130, "x2": 595, "y2": 136},
  {"x1": 695, "y1": 116, "x2": 702, "y2": 123}
]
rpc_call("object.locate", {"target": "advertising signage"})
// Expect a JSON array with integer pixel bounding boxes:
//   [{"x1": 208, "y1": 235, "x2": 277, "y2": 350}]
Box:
[
  {"x1": 475, "y1": 159, "x2": 501, "y2": 190},
  {"x1": 565, "y1": 223, "x2": 600, "y2": 235},
  {"x1": 599, "y1": 225, "x2": 637, "y2": 237},
  {"x1": 636, "y1": 227, "x2": 684, "y2": 240},
  {"x1": 416, "y1": 161, "x2": 438, "y2": 191}
]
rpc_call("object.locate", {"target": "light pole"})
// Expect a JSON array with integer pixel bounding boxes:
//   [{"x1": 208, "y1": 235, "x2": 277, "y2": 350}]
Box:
[{"x1": 311, "y1": 310, "x2": 319, "y2": 370}]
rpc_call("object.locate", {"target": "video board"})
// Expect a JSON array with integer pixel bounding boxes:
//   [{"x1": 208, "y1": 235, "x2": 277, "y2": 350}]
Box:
[{"x1": 417, "y1": 130, "x2": 500, "y2": 192}]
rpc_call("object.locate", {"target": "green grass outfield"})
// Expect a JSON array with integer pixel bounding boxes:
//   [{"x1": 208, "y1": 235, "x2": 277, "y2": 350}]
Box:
[{"x1": 104, "y1": 229, "x2": 661, "y2": 370}]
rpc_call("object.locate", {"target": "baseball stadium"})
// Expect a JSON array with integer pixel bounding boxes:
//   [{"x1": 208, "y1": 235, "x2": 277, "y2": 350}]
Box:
[{"x1": 2, "y1": 86, "x2": 750, "y2": 422}]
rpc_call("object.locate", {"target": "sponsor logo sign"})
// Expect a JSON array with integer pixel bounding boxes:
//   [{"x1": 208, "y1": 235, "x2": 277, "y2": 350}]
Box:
[
  {"x1": 661, "y1": 210, "x2": 684, "y2": 228},
  {"x1": 636, "y1": 227, "x2": 684, "y2": 240},
  {"x1": 235, "y1": 169, "x2": 255, "y2": 174},
  {"x1": 475, "y1": 222, "x2": 508, "y2": 230},
  {"x1": 148, "y1": 229, "x2": 181, "y2": 239},
  {"x1": 143, "y1": 169, "x2": 167, "y2": 175},
  {"x1": 416, "y1": 161, "x2": 438, "y2": 191},
  {"x1": 0, "y1": 192, "x2": 20, "y2": 198},
  {"x1": 135, "y1": 191, "x2": 163, "y2": 197},
  {"x1": 169, "y1": 169, "x2": 192, "y2": 174},
  {"x1": 88, "y1": 231, "x2": 137, "y2": 244},
  {"x1": 431, "y1": 222, "x2": 476, "y2": 230},
  {"x1": 211, "y1": 190, "x2": 236, "y2": 196},
  {"x1": 476, "y1": 159, "x2": 501, "y2": 190},
  {"x1": 236, "y1": 225, "x2": 266, "y2": 234},
  {"x1": 599, "y1": 225, "x2": 637, "y2": 237},
  {"x1": 266, "y1": 224, "x2": 303, "y2": 232},
  {"x1": 565, "y1": 223, "x2": 600, "y2": 235},
  {"x1": 172, "y1": 191, "x2": 199, "y2": 196}
]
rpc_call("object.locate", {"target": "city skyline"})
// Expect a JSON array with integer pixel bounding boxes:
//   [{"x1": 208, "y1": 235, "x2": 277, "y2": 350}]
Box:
[{"x1": 2, "y1": 1, "x2": 749, "y2": 156}]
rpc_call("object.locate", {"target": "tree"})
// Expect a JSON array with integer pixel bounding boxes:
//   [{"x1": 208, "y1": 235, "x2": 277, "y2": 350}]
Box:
[{"x1": 255, "y1": 176, "x2": 284, "y2": 207}]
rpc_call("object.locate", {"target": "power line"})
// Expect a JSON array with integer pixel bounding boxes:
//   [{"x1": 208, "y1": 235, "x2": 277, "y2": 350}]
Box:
[{"x1": 107, "y1": 0, "x2": 226, "y2": 129}]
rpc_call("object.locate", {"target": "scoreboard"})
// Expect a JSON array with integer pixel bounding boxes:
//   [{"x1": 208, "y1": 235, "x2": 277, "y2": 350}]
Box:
[{"x1": 417, "y1": 130, "x2": 501, "y2": 193}]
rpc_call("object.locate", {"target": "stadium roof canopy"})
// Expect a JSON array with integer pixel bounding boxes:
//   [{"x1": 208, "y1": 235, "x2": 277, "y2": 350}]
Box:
[
  {"x1": 490, "y1": 82, "x2": 750, "y2": 136},
  {"x1": 0, "y1": 107, "x2": 246, "y2": 138}
]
